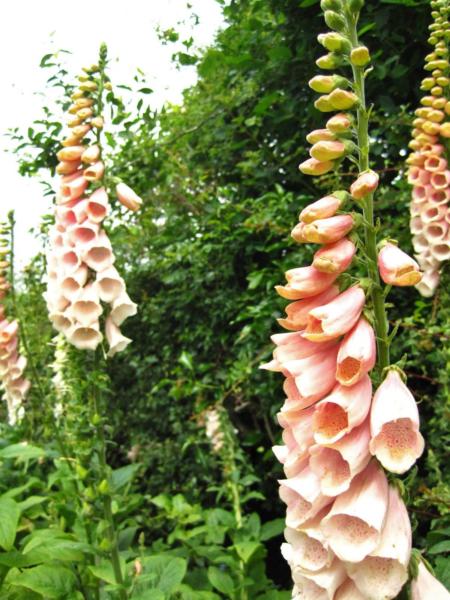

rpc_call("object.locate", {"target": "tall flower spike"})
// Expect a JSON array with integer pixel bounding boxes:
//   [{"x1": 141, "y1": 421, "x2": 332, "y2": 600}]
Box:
[
  {"x1": 407, "y1": 0, "x2": 450, "y2": 296},
  {"x1": 45, "y1": 48, "x2": 140, "y2": 354},
  {"x1": 263, "y1": 0, "x2": 436, "y2": 596},
  {"x1": 0, "y1": 215, "x2": 30, "y2": 425}
]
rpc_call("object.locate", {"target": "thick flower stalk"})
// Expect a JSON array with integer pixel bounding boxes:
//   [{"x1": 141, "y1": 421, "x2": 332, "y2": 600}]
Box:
[
  {"x1": 45, "y1": 45, "x2": 140, "y2": 353},
  {"x1": 263, "y1": 1, "x2": 440, "y2": 597},
  {"x1": 407, "y1": 0, "x2": 450, "y2": 297},
  {"x1": 0, "y1": 217, "x2": 30, "y2": 425}
]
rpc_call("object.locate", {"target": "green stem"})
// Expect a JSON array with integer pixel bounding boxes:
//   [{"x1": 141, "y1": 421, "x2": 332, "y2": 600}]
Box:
[{"x1": 347, "y1": 12, "x2": 390, "y2": 373}]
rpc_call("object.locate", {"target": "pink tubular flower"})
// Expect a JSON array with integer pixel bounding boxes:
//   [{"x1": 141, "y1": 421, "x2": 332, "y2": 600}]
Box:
[
  {"x1": 369, "y1": 369, "x2": 425, "y2": 474},
  {"x1": 350, "y1": 170, "x2": 379, "y2": 200},
  {"x1": 312, "y1": 376, "x2": 372, "y2": 445},
  {"x1": 309, "y1": 420, "x2": 371, "y2": 496},
  {"x1": 310, "y1": 140, "x2": 346, "y2": 161},
  {"x1": 303, "y1": 286, "x2": 366, "y2": 343},
  {"x1": 300, "y1": 215, "x2": 354, "y2": 244},
  {"x1": 345, "y1": 487, "x2": 411, "y2": 600},
  {"x1": 275, "y1": 266, "x2": 338, "y2": 300},
  {"x1": 378, "y1": 242, "x2": 422, "y2": 286},
  {"x1": 261, "y1": 333, "x2": 335, "y2": 372},
  {"x1": 336, "y1": 318, "x2": 376, "y2": 386},
  {"x1": 279, "y1": 465, "x2": 332, "y2": 528},
  {"x1": 411, "y1": 561, "x2": 450, "y2": 599},
  {"x1": 105, "y1": 316, "x2": 132, "y2": 357},
  {"x1": 116, "y1": 182, "x2": 143, "y2": 212},
  {"x1": 281, "y1": 509, "x2": 333, "y2": 572},
  {"x1": 321, "y1": 461, "x2": 389, "y2": 563},
  {"x1": 312, "y1": 238, "x2": 356, "y2": 274},
  {"x1": 299, "y1": 194, "x2": 343, "y2": 224},
  {"x1": 291, "y1": 559, "x2": 347, "y2": 599},
  {"x1": 277, "y1": 285, "x2": 340, "y2": 330},
  {"x1": 335, "y1": 579, "x2": 366, "y2": 600}
]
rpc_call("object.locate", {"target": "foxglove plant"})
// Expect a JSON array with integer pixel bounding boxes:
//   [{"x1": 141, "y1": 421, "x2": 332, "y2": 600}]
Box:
[
  {"x1": 43, "y1": 45, "x2": 143, "y2": 599},
  {"x1": 264, "y1": 0, "x2": 448, "y2": 597},
  {"x1": 0, "y1": 214, "x2": 30, "y2": 425},
  {"x1": 45, "y1": 46, "x2": 140, "y2": 353},
  {"x1": 408, "y1": 0, "x2": 450, "y2": 297}
]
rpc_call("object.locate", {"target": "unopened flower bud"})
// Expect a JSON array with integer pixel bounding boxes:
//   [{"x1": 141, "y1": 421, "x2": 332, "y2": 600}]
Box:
[
  {"x1": 316, "y1": 53, "x2": 344, "y2": 70},
  {"x1": 320, "y1": 0, "x2": 342, "y2": 10},
  {"x1": 306, "y1": 129, "x2": 336, "y2": 144},
  {"x1": 308, "y1": 74, "x2": 348, "y2": 94},
  {"x1": 310, "y1": 140, "x2": 347, "y2": 161},
  {"x1": 79, "y1": 81, "x2": 97, "y2": 92},
  {"x1": 348, "y1": 0, "x2": 364, "y2": 12},
  {"x1": 299, "y1": 158, "x2": 335, "y2": 176},
  {"x1": 326, "y1": 112, "x2": 353, "y2": 133},
  {"x1": 350, "y1": 170, "x2": 379, "y2": 200},
  {"x1": 91, "y1": 117, "x2": 104, "y2": 129},
  {"x1": 317, "y1": 32, "x2": 346, "y2": 52},
  {"x1": 314, "y1": 95, "x2": 335, "y2": 112},
  {"x1": 324, "y1": 10, "x2": 346, "y2": 32},
  {"x1": 350, "y1": 46, "x2": 370, "y2": 67},
  {"x1": 329, "y1": 89, "x2": 359, "y2": 110}
]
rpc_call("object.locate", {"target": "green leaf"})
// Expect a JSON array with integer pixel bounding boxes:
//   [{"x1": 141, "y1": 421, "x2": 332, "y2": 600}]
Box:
[
  {"x1": 207, "y1": 566, "x2": 235, "y2": 596},
  {"x1": 8, "y1": 564, "x2": 77, "y2": 598},
  {"x1": 138, "y1": 88, "x2": 153, "y2": 94},
  {"x1": 0, "y1": 497, "x2": 21, "y2": 550},
  {"x1": 89, "y1": 563, "x2": 121, "y2": 585},
  {"x1": 260, "y1": 519, "x2": 285, "y2": 541},
  {"x1": 299, "y1": 0, "x2": 319, "y2": 6},
  {"x1": 0, "y1": 443, "x2": 46, "y2": 461},
  {"x1": 141, "y1": 555, "x2": 187, "y2": 593},
  {"x1": 234, "y1": 541, "x2": 261, "y2": 563},
  {"x1": 428, "y1": 540, "x2": 450, "y2": 555},
  {"x1": 19, "y1": 496, "x2": 48, "y2": 512},
  {"x1": 111, "y1": 463, "x2": 141, "y2": 492},
  {"x1": 131, "y1": 591, "x2": 165, "y2": 600}
]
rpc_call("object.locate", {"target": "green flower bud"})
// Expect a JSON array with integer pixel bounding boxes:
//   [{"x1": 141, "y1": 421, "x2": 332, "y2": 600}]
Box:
[
  {"x1": 320, "y1": 0, "x2": 342, "y2": 10},
  {"x1": 98, "y1": 479, "x2": 110, "y2": 495},
  {"x1": 316, "y1": 53, "x2": 345, "y2": 70},
  {"x1": 317, "y1": 32, "x2": 347, "y2": 52},
  {"x1": 348, "y1": 0, "x2": 364, "y2": 12},
  {"x1": 308, "y1": 74, "x2": 349, "y2": 93},
  {"x1": 350, "y1": 46, "x2": 370, "y2": 67},
  {"x1": 324, "y1": 10, "x2": 346, "y2": 32}
]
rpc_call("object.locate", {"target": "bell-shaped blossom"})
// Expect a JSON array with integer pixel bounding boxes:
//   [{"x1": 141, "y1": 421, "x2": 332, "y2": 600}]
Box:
[
  {"x1": 84, "y1": 161, "x2": 105, "y2": 182},
  {"x1": 291, "y1": 559, "x2": 347, "y2": 600},
  {"x1": 313, "y1": 376, "x2": 372, "y2": 445},
  {"x1": 70, "y1": 283, "x2": 102, "y2": 326},
  {"x1": 369, "y1": 369, "x2": 424, "y2": 474},
  {"x1": 303, "y1": 286, "x2": 365, "y2": 343},
  {"x1": 60, "y1": 265, "x2": 89, "y2": 301},
  {"x1": 96, "y1": 266, "x2": 126, "y2": 303},
  {"x1": 279, "y1": 466, "x2": 332, "y2": 528},
  {"x1": 105, "y1": 316, "x2": 132, "y2": 357},
  {"x1": 345, "y1": 487, "x2": 411, "y2": 600},
  {"x1": 309, "y1": 420, "x2": 371, "y2": 496},
  {"x1": 86, "y1": 187, "x2": 109, "y2": 223},
  {"x1": 275, "y1": 267, "x2": 337, "y2": 300},
  {"x1": 67, "y1": 321, "x2": 103, "y2": 351},
  {"x1": 60, "y1": 176, "x2": 88, "y2": 203},
  {"x1": 81, "y1": 144, "x2": 100, "y2": 163},
  {"x1": 321, "y1": 461, "x2": 389, "y2": 563},
  {"x1": 282, "y1": 510, "x2": 333, "y2": 572},
  {"x1": 378, "y1": 243, "x2": 422, "y2": 286},
  {"x1": 110, "y1": 292, "x2": 138, "y2": 326},
  {"x1": 312, "y1": 238, "x2": 356, "y2": 274},
  {"x1": 336, "y1": 318, "x2": 376, "y2": 386},
  {"x1": 83, "y1": 233, "x2": 115, "y2": 272},
  {"x1": 411, "y1": 561, "x2": 450, "y2": 600},
  {"x1": 277, "y1": 286, "x2": 340, "y2": 331},
  {"x1": 334, "y1": 579, "x2": 366, "y2": 600},
  {"x1": 116, "y1": 183, "x2": 143, "y2": 212}
]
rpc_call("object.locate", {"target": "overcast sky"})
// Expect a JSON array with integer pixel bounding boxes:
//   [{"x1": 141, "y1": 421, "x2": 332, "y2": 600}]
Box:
[{"x1": 0, "y1": 0, "x2": 223, "y2": 267}]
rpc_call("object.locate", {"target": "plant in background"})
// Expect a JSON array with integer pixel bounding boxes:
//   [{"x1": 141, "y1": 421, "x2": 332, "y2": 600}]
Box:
[
  {"x1": 408, "y1": 0, "x2": 450, "y2": 297},
  {"x1": 265, "y1": 0, "x2": 449, "y2": 597},
  {"x1": 0, "y1": 213, "x2": 30, "y2": 426}
]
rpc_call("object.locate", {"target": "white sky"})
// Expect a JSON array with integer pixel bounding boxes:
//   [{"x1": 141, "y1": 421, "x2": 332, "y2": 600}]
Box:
[{"x1": 0, "y1": 0, "x2": 224, "y2": 267}]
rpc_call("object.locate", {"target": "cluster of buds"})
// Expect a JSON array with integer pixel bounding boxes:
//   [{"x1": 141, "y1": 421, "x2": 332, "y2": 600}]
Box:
[
  {"x1": 45, "y1": 46, "x2": 141, "y2": 354},
  {"x1": 263, "y1": 1, "x2": 437, "y2": 598},
  {"x1": 408, "y1": 0, "x2": 450, "y2": 297},
  {"x1": 0, "y1": 219, "x2": 29, "y2": 425},
  {"x1": 204, "y1": 407, "x2": 225, "y2": 453}
]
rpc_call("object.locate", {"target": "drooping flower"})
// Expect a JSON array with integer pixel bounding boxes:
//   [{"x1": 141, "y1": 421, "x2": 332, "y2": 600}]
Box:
[
  {"x1": 411, "y1": 561, "x2": 450, "y2": 599},
  {"x1": 378, "y1": 242, "x2": 422, "y2": 286}
]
